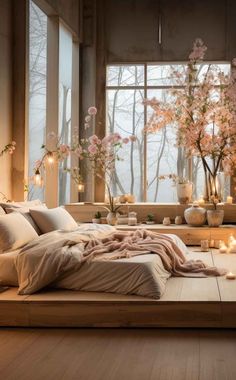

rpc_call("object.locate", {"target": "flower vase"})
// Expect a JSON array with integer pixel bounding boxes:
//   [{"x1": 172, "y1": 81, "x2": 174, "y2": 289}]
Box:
[
  {"x1": 207, "y1": 210, "x2": 224, "y2": 227},
  {"x1": 176, "y1": 182, "x2": 193, "y2": 204},
  {"x1": 106, "y1": 212, "x2": 117, "y2": 226}
]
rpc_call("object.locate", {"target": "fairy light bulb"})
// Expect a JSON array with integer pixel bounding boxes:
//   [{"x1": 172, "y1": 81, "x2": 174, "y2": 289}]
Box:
[
  {"x1": 47, "y1": 152, "x2": 54, "y2": 164},
  {"x1": 34, "y1": 169, "x2": 42, "y2": 186},
  {"x1": 78, "y1": 182, "x2": 85, "y2": 192}
]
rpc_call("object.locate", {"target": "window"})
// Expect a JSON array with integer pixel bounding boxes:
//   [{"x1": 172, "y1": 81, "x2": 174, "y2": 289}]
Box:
[
  {"x1": 28, "y1": 0, "x2": 47, "y2": 200},
  {"x1": 58, "y1": 23, "x2": 73, "y2": 206},
  {"x1": 106, "y1": 63, "x2": 231, "y2": 202}
]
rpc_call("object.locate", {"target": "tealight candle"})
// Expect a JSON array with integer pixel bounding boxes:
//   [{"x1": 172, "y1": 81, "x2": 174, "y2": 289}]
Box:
[
  {"x1": 226, "y1": 272, "x2": 236, "y2": 280},
  {"x1": 226, "y1": 196, "x2": 233, "y2": 204},
  {"x1": 219, "y1": 241, "x2": 227, "y2": 253}
]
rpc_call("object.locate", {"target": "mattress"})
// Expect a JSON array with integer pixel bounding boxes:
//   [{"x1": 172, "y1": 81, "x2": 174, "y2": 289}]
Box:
[{"x1": 0, "y1": 229, "x2": 188, "y2": 299}]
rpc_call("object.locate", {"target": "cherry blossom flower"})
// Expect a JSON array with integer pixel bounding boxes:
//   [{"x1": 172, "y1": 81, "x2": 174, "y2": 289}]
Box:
[{"x1": 88, "y1": 106, "x2": 97, "y2": 116}]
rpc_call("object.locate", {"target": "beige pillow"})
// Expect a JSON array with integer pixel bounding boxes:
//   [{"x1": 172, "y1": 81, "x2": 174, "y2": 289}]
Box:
[
  {"x1": 0, "y1": 206, "x2": 5, "y2": 215},
  {"x1": 29, "y1": 207, "x2": 78, "y2": 234},
  {"x1": 0, "y1": 199, "x2": 43, "y2": 212},
  {"x1": 5, "y1": 205, "x2": 47, "y2": 235},
  {"x1": 0, "y1": 213, "x2": 38, "y2": 253}
]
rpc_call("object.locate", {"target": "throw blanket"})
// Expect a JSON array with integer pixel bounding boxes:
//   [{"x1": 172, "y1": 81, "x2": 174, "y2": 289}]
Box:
[
  {"x1": 82, "y1": 229, "x2": 226, "y2": 277},
  {"x1": 15, "y1": 229, "x2": 226, "y2": 295}
]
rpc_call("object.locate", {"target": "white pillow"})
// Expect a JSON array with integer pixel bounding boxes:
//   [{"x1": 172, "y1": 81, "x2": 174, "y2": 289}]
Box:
[
  {"x1": 5, "y1": 205, "x2": 47, "y2": 235},
  {"x1": 29, "y1": 207, "x2": 78, "y2": 233},
  {"x1": 0, "y1": 213, "x2": 38, "y2": 253}
]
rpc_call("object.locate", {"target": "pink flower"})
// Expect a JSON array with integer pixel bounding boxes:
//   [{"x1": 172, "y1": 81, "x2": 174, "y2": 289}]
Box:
[
  {"x1": 11, "y1": 141, "x2": 16, "y2": 146},
  {"x1": 89, "y1": 135, "x2": 101, "y2": 145},
  {"x1": 88, "y1": 106, "x2": 97, "y2": 116},
  {"x1": 88, "y1": 144, "x2": 98, "y2": 155},
  {"x1": 59, "y1": 144, "x2": 70, "y2": 155},
  {"x1": 113, "y1": 133, "x2": 121, "y2": 142},
  {"x1": 122, "y1": 137, "x2": 129, "y2": 144},
  {"x1": 85, "y1": 115, "x2": 91, "y2": 122},
  {"x1": 129, "y1": 135, "x2": 137, "y2": 142}
]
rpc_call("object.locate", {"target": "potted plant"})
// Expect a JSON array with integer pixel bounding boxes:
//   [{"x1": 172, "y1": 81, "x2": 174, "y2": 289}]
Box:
[
  {"x1": 207, "y1": 196, "x2": 224, "y2": 227},
  {"x1": 144, "y1": 39, "x2": 236, "y2": 203},
  {"x1": 146, "y1": 213, "x2": 155, "y2": 225},
  {"x1": 92, "y1": 211, "x2": 102, "y2": 224}
]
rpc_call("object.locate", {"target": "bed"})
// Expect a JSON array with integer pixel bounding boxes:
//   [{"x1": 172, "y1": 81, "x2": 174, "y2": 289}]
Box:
[{"x1": 0, "y1": 205, "x2": 225, "y2": 300}]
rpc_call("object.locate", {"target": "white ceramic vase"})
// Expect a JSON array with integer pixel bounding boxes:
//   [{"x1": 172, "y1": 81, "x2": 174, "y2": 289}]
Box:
[
  {"x1": 106, "y1": 212, "x2": 117, "y2": 226},
  {"x1": 184, "y1": 204, "x2": 206, "y2": 226},
  {"x1": 177, "y1": 182, "x2": 193, "y2": 204},
  {"x1": 207, "y1": 210, "x2": 224, "y2": 227}
]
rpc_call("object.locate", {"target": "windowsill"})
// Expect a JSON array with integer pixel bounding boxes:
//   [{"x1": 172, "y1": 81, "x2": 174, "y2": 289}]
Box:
[{"x1": 65, "y1": 202, "x2": 236, "y2": 224}]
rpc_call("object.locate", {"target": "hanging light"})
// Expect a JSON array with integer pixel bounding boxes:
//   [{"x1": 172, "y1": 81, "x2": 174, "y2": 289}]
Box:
[
  {"x1": 47, "y1": 152, "x2": 54, "y2": 164},
  {"x1": 78, "y1": 182, "x2": 85, "y2": 192},
  {"x1": 34, "y1": 169, "x2": 42, "y2": 187}
]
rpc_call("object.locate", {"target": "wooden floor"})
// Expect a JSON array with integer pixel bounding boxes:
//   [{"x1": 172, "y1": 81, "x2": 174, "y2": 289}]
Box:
[
  {"x1": 0, "y1": 328, "x2": 236, "y2": 380},
  {"x1": 1, "y1": 248, "x2": 236, "y2": 327}
]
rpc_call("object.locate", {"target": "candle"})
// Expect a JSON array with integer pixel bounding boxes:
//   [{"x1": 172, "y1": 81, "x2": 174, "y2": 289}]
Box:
[
  {"x1": 229, "y1": 241, "x2": 236, "y2": 253},
  {"x1": 226, "y1": 272, "x2": 236, "y2": 280},
  {"x1": 226, "y1": 196, "x2": 233, "y2": 204},
  {"x1": 198, "y1": 196, "x2": 205, "y2": 206},
  {"x1": 219, "y1": 241, "x2": 227, "y2": 253},
  {"x1": 200, "y1": 240, "x2": 209, "y2": 252},
  {"x1": 78, "y1": 183, "x2": 85, "y2": 192}
]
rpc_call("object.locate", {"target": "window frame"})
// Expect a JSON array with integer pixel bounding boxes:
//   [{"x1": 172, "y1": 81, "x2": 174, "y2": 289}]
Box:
[{"x1": 106, "y1": 61, "x2": 232, "y2": 203}]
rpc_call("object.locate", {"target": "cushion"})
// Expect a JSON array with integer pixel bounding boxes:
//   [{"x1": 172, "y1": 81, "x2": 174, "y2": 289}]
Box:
[
  {"x1": 29, "y1": 207, "x2": 78, "y2": 234},
  {"x1": 5, "y1": 205, "x2": 47, "y2": 235},
  {"x1": 0, "y1": 206, "x2": 5, "y2": 215},
  {"x1": 0, "y1": 199, "x2": 43, "y2": 211},
  {"x1": 0, "y1": 213, "x2": 38, "y2": 253}
]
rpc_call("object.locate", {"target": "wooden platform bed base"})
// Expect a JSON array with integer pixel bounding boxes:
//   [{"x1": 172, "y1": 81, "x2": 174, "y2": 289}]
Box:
[{"x1": 1, "y1": 249, "x2": 236, "y2": 328}]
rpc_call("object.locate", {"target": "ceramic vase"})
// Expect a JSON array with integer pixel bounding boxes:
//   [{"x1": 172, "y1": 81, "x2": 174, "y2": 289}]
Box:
[
  {"x1": 106, "y1": 212, "x2": 117, "y2": 226},
  {"x1": 184, "y1": 204, "x2": 206, "y2": 226},
  {"x1": 176, "y1": 182, "x2": 193, "y2": 204},
  {"x1": 207, "y1": 210, "x2": 224, "y2": 227}
]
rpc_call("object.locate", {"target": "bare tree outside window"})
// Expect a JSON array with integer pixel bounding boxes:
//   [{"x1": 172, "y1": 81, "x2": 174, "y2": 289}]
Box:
[
  {"x1": 106, "y1": 63, "x2": 231, "y2": 202},
  {"x1": 28, "y1": 0, "x2": 47, "y2": 200}
]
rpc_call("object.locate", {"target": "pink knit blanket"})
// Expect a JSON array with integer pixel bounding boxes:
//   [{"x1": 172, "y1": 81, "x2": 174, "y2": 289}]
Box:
[{"x1": 82, "y1": 229, "x2": 226, "y2": 277}]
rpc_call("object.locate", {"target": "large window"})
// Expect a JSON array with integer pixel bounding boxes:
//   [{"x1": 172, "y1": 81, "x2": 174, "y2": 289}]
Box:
[
  {"x1": 28, "y1": 1, "x2": 47, "y2": 200},
  {"x1": 106, "y1": 63, "x2": 231, "y2": 202}
]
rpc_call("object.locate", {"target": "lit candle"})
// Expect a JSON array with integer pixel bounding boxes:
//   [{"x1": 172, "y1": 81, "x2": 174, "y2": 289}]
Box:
[
  {"x1": 229, "y1": 241, "x2": 236, "y2": 253},
  {"x1": 219, "y1": 241, "x2": 228, "y2": 253},
  {"x1": 198, "y1": 196, "x2": 205, "y2": 206},
  {"x1": 226, "y1": 272, "x2": 236, "y2": 280},
  {"x1": 226, "y1": 196, "x2": 233, "y2": 204}
]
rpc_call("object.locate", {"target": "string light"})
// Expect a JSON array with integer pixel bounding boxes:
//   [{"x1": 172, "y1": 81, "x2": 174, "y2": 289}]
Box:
[
  {"x1": 47, "y1": 152, "x2": 54, "y2": 164},
  {"x1": 34, "y1": 169, "x2": 42, "y2": 187}
]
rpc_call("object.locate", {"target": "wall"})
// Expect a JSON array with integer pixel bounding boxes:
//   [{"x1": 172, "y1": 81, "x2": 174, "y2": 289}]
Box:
[
  {"x1": 0, "y1": 0, "x2": 12, "y2": 200},
  {"x1": 36, "y1": 0, "x2": 81, "y2": 38},
  {"x1": 81, "y1": 0, "x2": 236, "y2": 202}
]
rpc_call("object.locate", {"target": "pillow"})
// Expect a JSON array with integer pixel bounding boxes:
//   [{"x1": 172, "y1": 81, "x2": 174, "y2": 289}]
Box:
[
  {"x1": 0, "y1": 206, "x2": 5, "y2": 215},
  {"x1": 0, "y1": 199, "x2": 43, "y2": 212},
  {"x1": 29, "y1": 207, "x2": 78, "y2": 234},
  {"x1": 0, "y1": 213, "x2": 38, "y2": 253},
  {"x1": 5, "y1": 205, "x2": 47, "y2": 235}
]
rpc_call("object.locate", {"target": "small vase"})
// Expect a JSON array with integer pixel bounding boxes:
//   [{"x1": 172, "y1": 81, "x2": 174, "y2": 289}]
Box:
[
  {"x1": 106, "y1": 212, "x2": 117, "y2": 226},
  {"x1": 163, "y1": 217, "x2": 171, "y2": 226},
  {"x1": 92, "y1": 218, "x2": 101, "y2": 224},
  {"x1": 184, "y1": 204, "x2": 206, "y2": 226},
  {"x1": 207, "y1": 210, "x2": 224, "y2": 227},
  {"x1": 177, "y1": 182, "x2": 193, "y2": 204}
]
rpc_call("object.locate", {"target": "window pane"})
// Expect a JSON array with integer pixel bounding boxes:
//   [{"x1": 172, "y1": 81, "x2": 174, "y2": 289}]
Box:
[
  {"x1": 147, "y1": 64, "x2": 187, "y2": 86},
  {"x1": 107, "y1": 65, "x2": 144, "y2": 87},
  {"x1": 28, "y1": 0, "x2": 47, "y2": 201},
  {"x1": 58, "y1": 24, "x2": 72, "y2": 205},
  {"x1": 106, "y1": 88, "x2": 144, "y2": 201}
]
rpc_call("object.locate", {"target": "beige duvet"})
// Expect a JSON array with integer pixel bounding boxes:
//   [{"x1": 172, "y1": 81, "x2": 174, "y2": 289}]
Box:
[{"x1": 8, "y1": 224, "x2": 224, "y2": 299}]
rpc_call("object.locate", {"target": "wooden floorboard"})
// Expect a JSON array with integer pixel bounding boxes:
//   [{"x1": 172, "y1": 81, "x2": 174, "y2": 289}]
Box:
[{"x1": 0, "y1": 328, "x2": 236, "y2": 380}]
